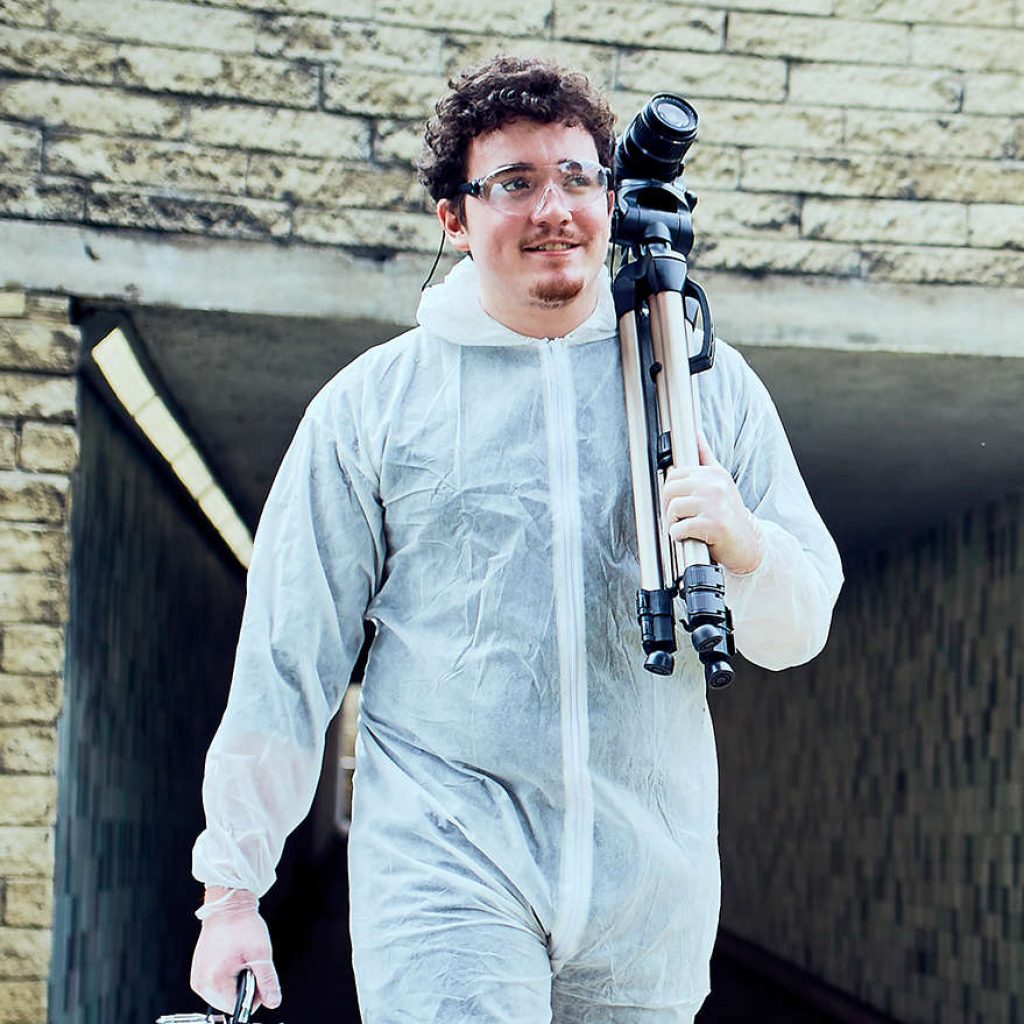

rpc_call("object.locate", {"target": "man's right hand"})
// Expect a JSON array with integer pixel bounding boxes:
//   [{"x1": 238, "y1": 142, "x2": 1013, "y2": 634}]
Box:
[{"x1": 190, "y1": 887, "x2": 282, "y2": 1013}]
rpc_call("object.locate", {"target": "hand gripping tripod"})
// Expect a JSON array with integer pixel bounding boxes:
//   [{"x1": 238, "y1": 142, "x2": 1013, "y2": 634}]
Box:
[{"x1": 612, "y1": 94, "x2": 735, "y2": 689}]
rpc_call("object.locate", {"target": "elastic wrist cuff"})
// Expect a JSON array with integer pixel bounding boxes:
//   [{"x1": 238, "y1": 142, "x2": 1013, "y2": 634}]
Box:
[{"x1": 195, "y1": 888, "x2": 259, "y2": 920}]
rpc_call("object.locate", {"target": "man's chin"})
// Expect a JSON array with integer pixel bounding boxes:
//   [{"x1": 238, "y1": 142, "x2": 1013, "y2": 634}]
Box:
[{"x1": 529, "y1": 275, "x2": 586, "y2": 307}]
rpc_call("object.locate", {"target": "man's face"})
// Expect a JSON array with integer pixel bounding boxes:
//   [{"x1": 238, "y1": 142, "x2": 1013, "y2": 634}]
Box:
[{"x1": 437, "y1": 120, "x2": 614, "y2": 339}]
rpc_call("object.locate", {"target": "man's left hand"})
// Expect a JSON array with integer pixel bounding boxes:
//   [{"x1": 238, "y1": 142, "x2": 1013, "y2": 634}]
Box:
[{"x1": 661, "y1": 436, "x2": 763, "y2": 575}]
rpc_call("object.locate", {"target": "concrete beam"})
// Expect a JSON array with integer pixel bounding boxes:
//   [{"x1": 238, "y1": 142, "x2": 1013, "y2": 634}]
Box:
[{"x1": 3, "y1": 219, "x2": 1023, "y2": 358}]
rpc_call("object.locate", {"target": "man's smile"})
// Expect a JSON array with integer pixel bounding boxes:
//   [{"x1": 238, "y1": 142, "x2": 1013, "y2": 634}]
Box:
[{"x1": 522, "y1": 239, "x2": 583, "y2": 253}]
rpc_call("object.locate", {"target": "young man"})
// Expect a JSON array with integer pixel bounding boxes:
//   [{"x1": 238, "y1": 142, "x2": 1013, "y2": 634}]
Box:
[{"x1": 190, "y1": 57, "x2": 842, "y2": 1022}]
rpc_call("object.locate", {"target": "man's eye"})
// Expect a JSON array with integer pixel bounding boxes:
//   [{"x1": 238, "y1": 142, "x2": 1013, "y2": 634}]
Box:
[{"x1": 498, "y1": 176, "x2": 534, "y2": 193}]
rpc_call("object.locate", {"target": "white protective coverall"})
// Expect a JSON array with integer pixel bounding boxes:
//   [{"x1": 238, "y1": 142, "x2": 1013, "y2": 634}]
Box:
[{"x1": 193, "y1": 257, "x2": 843, "y2": 1023}]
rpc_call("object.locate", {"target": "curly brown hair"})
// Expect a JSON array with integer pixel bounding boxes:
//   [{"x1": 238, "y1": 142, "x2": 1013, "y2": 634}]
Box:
[{"x1": 418, "y1": 56, "x2": 617, "y2": 210}]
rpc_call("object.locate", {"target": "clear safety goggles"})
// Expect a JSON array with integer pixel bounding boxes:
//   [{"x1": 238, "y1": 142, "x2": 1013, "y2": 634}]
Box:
[{"x1": 457, "y1": 160, "x2": 612, "y2": 215}]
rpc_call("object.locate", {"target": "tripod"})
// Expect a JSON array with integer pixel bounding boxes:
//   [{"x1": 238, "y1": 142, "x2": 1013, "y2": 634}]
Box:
[{"x1": 612, "y1": 95, "x2": 735, "y2": 688}]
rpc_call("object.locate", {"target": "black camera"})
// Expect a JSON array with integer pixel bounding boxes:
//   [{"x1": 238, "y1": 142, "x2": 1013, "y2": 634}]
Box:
[
  {"x1": 614, "y1": 93, "x2": 699, "y2": 184},
  {"x1": 611, "y1": 93, "x2": 700, "y2": 253}
]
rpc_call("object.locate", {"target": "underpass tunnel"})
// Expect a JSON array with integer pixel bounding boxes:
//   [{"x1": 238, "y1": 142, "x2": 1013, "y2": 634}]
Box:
[
  {"x1": 51, "y1": 300, "x2": 1024, "y2": 1022},
  {"x1": 51, "y1": 304, "x2": 397, "y2": 1024}
]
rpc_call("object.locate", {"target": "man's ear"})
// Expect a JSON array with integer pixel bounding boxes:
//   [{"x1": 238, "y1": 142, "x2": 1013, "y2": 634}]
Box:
[{"x1": 437, "y1": 198, "x2": 471, "y2": 254}]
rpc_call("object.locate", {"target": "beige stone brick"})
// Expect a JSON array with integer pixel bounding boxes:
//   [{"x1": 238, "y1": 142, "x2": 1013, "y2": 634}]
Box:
[
  {"x1": 45, "y1": 135, "x2": 248, "y2": 194},
  {"x1": 685, "y1": 146, "x2": 741, "y2": 190},
  {"x1": 0, "y1": 528, "x2": 67, "y2": 576},
  {"x1": 50, "y1": 0, "x2": 260, "y2": 52},
  {"x1": 0, "y1": 676, "x2": 62, "y2": 725},
  {"x1": 247, "y1": 156, "x2": 424, "y2": 209},
  {"x1": 710, "y1": 0, "x2": 831, "y2": 11},
  {"x1": 0, "y1": 926, "x2": 51, "y2": 978},
  {"x1": 693, "y1": 191, "x2": 800, "y2": 238},
  {"x1": 0, "y1": 627, "x2": 64, "y2": 678},
  {"x1": 862, "y1": 243, "x2": 1024, "y2": 288},
  {"x1": 0, "y1": 81, "x2": 186, "y2": 139},
  {"x1": 293, "y1": 206, "x2": 439, "y2": 252},
  {"x1": 22, "y1": 297, "x2": 68, "y2": 325},
  {"x1": 0, "y1": 376, "x2": 75, "y2": 423},
  {"x1": 554, "y1": 1, "x2": 723, "y2": 51},
  {"x1": 442, "y1": 37, "x2": 616, "y2": 87},
  {"x1": 0, "y1": 575, "x2": 67, "y2": 624},
  {"x1": 963, "y1": 73, "x2": 1024, "y2": 116},
  {"x1": 741, "y1": 149, "x2": 907, "y2": 197},
  {"x1": 0, "y1": 727, "x2": 56, "y2": 775},
  {"x1": 0, "y1": 295, "x2": 26, "y2": 319},
  {"x1": 0, "y1": 429, "x2": 14, "y2": 471},
  {"x1": 802, "y1": 198, "x2": 967, "y2": 246},
  {"x1": 190, "y1": 104, "x2": 369, "y2": 160},
  {"x1": 968, "y1": 204, "x2": 1024, "y2": 251},
  {"x1": 3, "y1": 880, "x2": 52, "y2": 928},
  {"x1": 85, "y1": 187, "x2": 291, "y2": 241},
  {"x1": 0, "y1": 778, "x2": 56, "y2": 826},
  {"x1": 789, "y1": 63, "x2": 963, "y2": 112},
  {"x1": 114, "y1": 45, "x2": 320, "y2": 109},
  {"x1": 0, "y1": 324, "x2": 76, "y2": 375},
  {"x1": 0, "y1": 474, "x2": 69, "y2": 526},
  {"x1": 844, "y1": 110, "x2": 1016, "y2": 160},
  {"x1": 911, "y1": 25, "x2": 1024, "y2": 72},
  {"x1": 618, "y1": 51, "x2": 787, "y2": 102},
  {"x1": 0, "y1": 0, "x2": 47, "y2": 27},
  {"x1": 17, "y1": 424, "x2": 78, "y2": 474},
  {"x1": 834, "y1": 0, "x2": 1014, "y2": 25},
  {"x1": 0, "y1": 27, "x2": 120, "y2": 84},
  {"x1": 743, "y1": 149, "x2": 1024, "y2": 204},
  {"x1": 0, "y1": 176, "x2": 85, "y2": 222},
  {"x1": 912, "y1": 159, "x2": 1024, "y2": 204},
  {"x1": 377, "y1": 0, "x2": 550, "y2": 35},
  {"x1": 194, "y1": 0, "x2": 371, "y2": 14},
  {"x1": 323, "y1": 70, "x2": 449, "y2": 119},
  {"x1": 374, "y1": 119, "x2": 424, "y2": 165},
  {"x1": 693, "y1": 236, "x2": 862, "y2": 277},
  {"x1": 728, "y1": 13, "x2": 909, "y2": 64},
  {"x1": 0, "y1": 981, "x2": 46, "y2": 1024},
  {"x1": 0, "y1": 827, "x2": 52, "y2": 877},
  {"x1": 257, "y1": 16, "x2": 441, "y2": 72},
  {"x1": 0, "y1": 124, "x2": 39, "y2": 175}
]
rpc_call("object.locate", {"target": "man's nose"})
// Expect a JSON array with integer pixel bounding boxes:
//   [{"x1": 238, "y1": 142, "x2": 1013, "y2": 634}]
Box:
[{"x1": 530, "y1": 182, "x2": 572, "y2": 223}]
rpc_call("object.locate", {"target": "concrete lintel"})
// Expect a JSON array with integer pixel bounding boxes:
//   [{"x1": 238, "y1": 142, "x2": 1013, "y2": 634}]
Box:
[
  {"x1": 707, "y1": 271, "x2": 1024, "y2": 359},
  {"x1": 2, "y1": 218, "x2": 1023, "y2": 358},
  {"x1": 0, "y1": 219, "x2": 433, "y2": 326}
]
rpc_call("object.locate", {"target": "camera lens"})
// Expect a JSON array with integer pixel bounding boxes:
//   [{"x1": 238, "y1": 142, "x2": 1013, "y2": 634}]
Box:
[
  {"x1": 615, "y1": 93, "x2": 699, "y2": 183},
  {"x1": 652, "y1": 95, "x2": 697, "y2": 134}
]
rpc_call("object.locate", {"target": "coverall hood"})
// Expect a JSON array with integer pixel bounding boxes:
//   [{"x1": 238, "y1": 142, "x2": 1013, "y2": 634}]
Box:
[{"x1": 417, "y1": 255, "x2": 619, "y2": 347}]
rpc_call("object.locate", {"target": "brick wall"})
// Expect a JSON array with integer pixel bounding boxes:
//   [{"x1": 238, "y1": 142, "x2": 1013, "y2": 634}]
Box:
[
  {"x1": 713, "y1": 492, "x2": 1023, "y2": 1024},
  {"x1": 1, "y1": 0, "x2": 1022, "y2": 288},
  {"x1": 0, "y1": 291, "x2": 76, "y2": 1024},
  {"x1": 50, "y1": 381, "x2": 246, "y2": 1024}
]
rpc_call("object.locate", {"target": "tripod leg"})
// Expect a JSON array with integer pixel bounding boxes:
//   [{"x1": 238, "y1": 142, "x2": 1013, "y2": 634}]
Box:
[
  {"x1": 649, "y1": 290, "x2": 711, "y2": 573},
  {"x1": 618, "y1": 309, "x2": 660, "y2": 593},
  {"x1": 619, "y1": 308, "x2": 677, "y2": 675},
  {"x1": 649, "y1": 290, "x2": 735, "y2": 688}
]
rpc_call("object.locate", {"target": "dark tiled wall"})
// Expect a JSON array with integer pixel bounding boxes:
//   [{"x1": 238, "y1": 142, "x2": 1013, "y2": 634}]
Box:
[
  {"x1": 713, "y1": 494, "x2": 1022, "y2": 1024},
  {"x1": 51, "y1": 384, "x2": 246, "y2": 1024}
]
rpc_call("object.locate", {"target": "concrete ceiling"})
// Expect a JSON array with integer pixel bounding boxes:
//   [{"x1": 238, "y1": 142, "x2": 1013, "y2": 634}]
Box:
[{"x1": 123, "y1": 305, "x2": 1023, "y2": 555}]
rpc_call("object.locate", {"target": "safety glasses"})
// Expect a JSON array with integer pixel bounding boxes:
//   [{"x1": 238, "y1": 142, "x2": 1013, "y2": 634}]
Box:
[{"x1": 457, "y1": 160, "x2": 612, "y2": 215}]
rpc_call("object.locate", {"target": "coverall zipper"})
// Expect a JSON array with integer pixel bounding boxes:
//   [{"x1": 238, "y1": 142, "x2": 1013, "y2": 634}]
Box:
[{"x1": 540, "y1": 338, "x2": 594, "y2": 970}]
